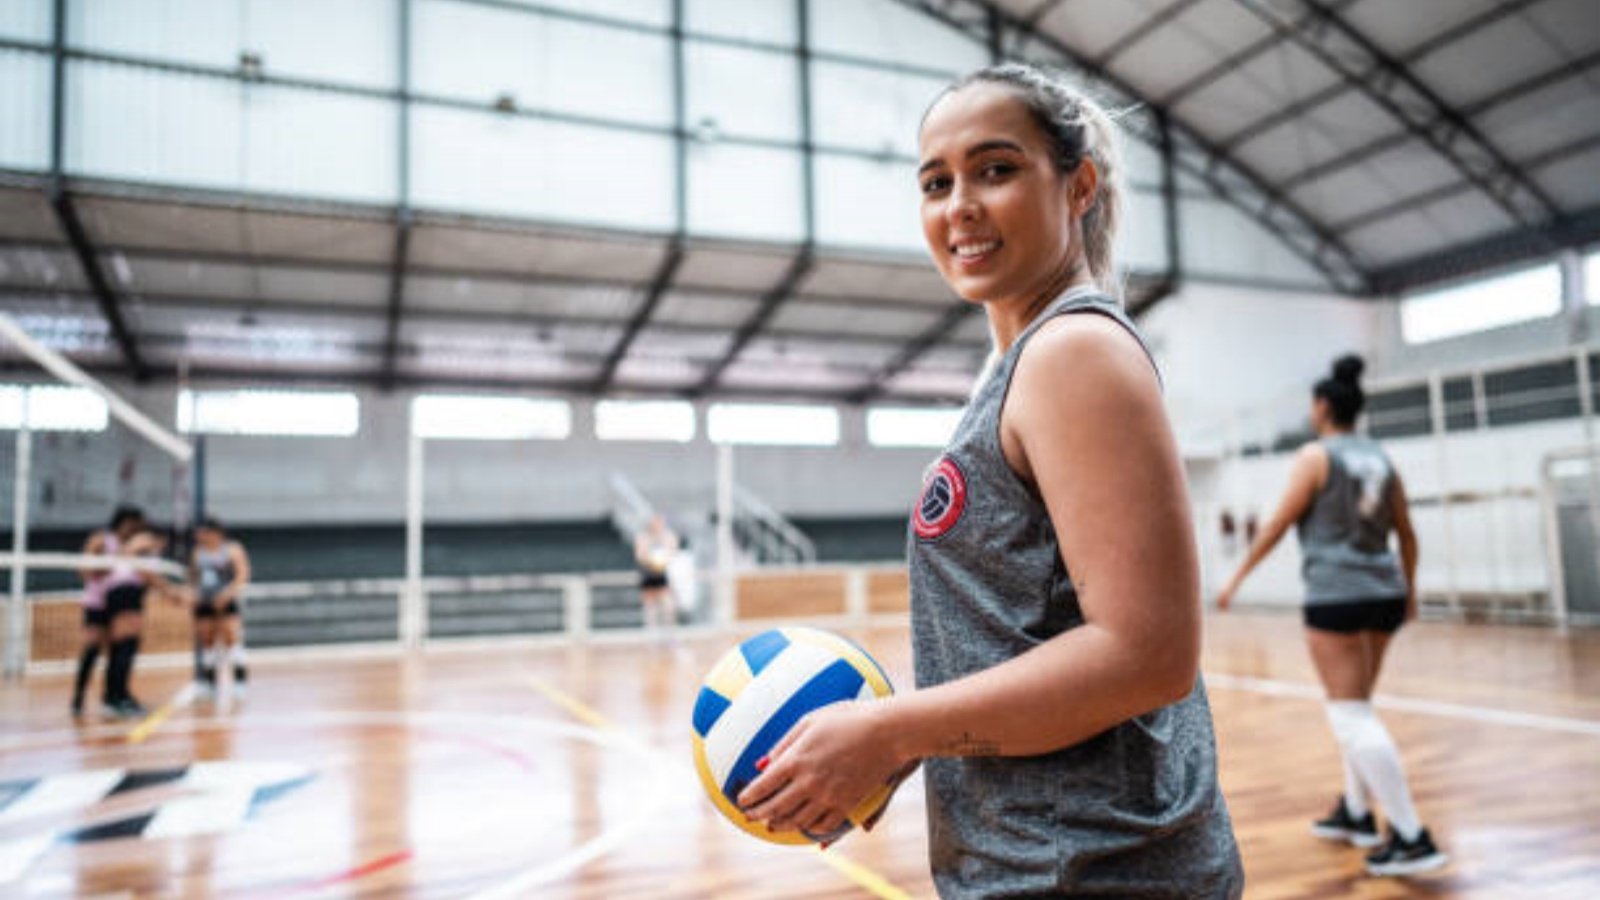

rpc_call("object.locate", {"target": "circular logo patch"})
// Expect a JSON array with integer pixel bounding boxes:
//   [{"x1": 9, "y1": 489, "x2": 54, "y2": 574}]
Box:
[{"x1": 913, "y1": 457, "x2": 968, "y2": 540}]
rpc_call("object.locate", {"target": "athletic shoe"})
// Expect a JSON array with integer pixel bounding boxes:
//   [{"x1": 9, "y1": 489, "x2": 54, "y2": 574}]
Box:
[
  {"x1": 195, "y1": 681, "x2": 215, "y2": 702},
  {"x1": 1365, "y1": 827, "x2": 1448, "y2": 876},
  {"x1": 111, "y1": 697, "x2": 148, "y2": 719},
  {"x1": 70, "y1": 698, "x2": 84, "y2": 718},
  {"x1": 231, "y1": 682, "x2": 248, "y2": 701},
  {"x1": 1311, "y1": 797, "x2": 1381, "y2": 848}
]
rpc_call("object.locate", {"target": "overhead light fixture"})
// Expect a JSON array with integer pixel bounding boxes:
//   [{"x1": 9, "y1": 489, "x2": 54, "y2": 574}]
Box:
[
  {"x1": 692, "y1": 116, "x2": 721, "y2": 144},
  {"x1": 239, "y1": 51, "x2": 264, "y2": 81},
  {"x1": 494, "y1": 93, "x2": 518, "y2": 113}
]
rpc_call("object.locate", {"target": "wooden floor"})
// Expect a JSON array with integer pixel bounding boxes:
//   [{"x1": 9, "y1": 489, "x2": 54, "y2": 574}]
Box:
[{"x1": 2, "y1": 610, "x2": 1598, "y2": 898}]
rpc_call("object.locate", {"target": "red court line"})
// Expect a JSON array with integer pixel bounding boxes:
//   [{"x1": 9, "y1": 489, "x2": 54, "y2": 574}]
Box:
[{"x1": 291, "y1": 848, "x2": 414, "y2": 893}]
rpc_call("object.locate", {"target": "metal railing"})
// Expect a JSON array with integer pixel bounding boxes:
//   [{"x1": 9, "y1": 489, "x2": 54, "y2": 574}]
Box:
[{"x1": 733, "y1": 485, "x2": 816, "y2": 566}]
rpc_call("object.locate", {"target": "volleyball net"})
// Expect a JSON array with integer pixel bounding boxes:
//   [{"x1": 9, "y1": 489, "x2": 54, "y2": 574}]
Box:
[{"x1": 0, "y1": 312, "x2": 193, "y2": 677}]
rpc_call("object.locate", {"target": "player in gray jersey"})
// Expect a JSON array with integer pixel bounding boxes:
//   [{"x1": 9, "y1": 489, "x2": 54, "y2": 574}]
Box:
[
  {"x1": 190, "y1": 517, "x2": 252, "y2": 699},
  {"x1": 739, "y1": 64, "x2": 1240, "y2": 898},
  {"x1": 1217, "y1": 355, "x2": 1447, "y2": 876}
]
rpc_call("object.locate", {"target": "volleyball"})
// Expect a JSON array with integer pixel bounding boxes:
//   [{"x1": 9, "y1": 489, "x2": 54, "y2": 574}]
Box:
[{"x1": 691, "y1": 627, "x2": 896, "y2": 845}]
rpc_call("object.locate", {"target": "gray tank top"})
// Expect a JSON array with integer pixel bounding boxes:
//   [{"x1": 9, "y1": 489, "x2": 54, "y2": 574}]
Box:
[
  {"x1": 196, "y1": 543, "x2": 238, "y2": 604},
  {"x1": 907, "y1": 289, "x2": 1242, "y2": 899},
  {"x1": 1296, "y1": 435, "x2": 1409, "y2": 604}
]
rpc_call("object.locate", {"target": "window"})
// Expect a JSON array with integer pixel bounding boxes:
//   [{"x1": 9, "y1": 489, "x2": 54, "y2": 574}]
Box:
[
  {"x1": 178, "y1": 389, "x2": 359, "y2": 437},
  {"x1": 0, "y1": 385, "x2": 108, "y2": 432},
  {"x1": 1586, "y1": 250, "x2": 1599, "y2": 306},
  {"x1": 1400, "y1": 265, "x2": 1561, "y2": 344},
  {"x1": 866, "y1": 406, "x2": 961, "y2": 448},
  {"x1": 411, "y1": 394, "x2": 570, "y2": 440},
  {"x1": 595, "y1": 399, "x2": 695, "y2": 443},
  {"x1": 706, "y1": 402, "x2": 838, "y2": 446}
]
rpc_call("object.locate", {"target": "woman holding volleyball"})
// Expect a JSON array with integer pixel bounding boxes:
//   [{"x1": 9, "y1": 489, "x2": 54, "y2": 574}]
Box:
[{"x1": 739, "y1": 64, "x2": 1241, "y2": 897}]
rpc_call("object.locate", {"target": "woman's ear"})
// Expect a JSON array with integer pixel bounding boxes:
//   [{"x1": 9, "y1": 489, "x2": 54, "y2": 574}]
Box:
[{"x1": 1070, "y1": 159, "x2": 1100, "y2": 218}]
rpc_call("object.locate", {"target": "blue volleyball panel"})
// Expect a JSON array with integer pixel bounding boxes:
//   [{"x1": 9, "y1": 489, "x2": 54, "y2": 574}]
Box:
[
  {"x1": 739, "y1": 630, "x2": 790, "y2": 677},
  {"x1": 692, "y1": 687, "x2": 732, "y2": 738},
  {"x1": 719, "y1": 658, "x2": 866, "y2": 801}
]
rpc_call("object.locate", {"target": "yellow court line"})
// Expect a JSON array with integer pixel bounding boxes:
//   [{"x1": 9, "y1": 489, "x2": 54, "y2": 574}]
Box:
[
  {"x1": 126, "y1": 682, "x2": 196, "y2": 745},
  {"x1": 817, "y1": 850, "x2": 915, "y2": 900},
  {"x1": 523, "y1": 673, "x2": 916, "y2": 900},
  {"x1": 524, "y1": 676, "x2": 613, "y2": 731}
]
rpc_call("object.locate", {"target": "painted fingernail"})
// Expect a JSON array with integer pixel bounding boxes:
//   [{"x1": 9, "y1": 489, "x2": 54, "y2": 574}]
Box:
[
  {"x1": 820, "y1": 838, "x2": 836, "y2": 850},
  {"x1": 755, "y1": 755, "x2": 769, "y2": 772}
]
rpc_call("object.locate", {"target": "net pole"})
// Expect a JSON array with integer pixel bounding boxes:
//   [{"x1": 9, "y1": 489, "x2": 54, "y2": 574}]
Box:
[
  {"x1": 6, "y1": 401, "x2": 32, "y2": 679},
  {"x1": 403, "y1": 432, "x2": 425, "y2": 648}
]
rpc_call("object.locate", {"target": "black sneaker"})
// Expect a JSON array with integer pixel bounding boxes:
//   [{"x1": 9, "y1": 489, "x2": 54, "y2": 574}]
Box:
[
  {"x1": 111, "y1": 697, "x2": 148, "y2": 719},
  {"x1": 1365, "y1": 827, "x2": 1448, "y2": 876},
  {"x1": 70, "y1": 697, "x2": 84, "y2": 718},
  {"x1": 1311, "y1": 797, "x2": 1381, "y2": 848}
]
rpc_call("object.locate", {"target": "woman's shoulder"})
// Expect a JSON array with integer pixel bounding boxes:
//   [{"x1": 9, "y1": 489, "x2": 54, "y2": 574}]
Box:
[{"x1": 1012, "y1": 311, "x2": 1157, "y2": 402}]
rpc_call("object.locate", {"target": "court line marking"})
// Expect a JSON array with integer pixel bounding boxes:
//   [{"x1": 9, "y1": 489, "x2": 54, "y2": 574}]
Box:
[
  {"x1": 0, "y1": 713, "x2": 673, "y2": 898},
  {"x1": 125, "y1": 682, "x2": 196, "y2": 745},
  {"x1": 289, "y1": 848, "x2": 413, "y2": 895},
  {"x1": 521, "y1": 673, "x2": 917, "y2": 900},
  {"x1": 1205, "y1": 672, "x2": 1600, "y2": 738},
  {"x1": 524, "y1": 676, "x2": 613, "y2": 730}
]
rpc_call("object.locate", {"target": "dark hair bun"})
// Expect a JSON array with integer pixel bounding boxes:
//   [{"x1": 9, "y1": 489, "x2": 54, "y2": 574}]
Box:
[{"x1": 1331, "y1": 354, "x2": 1365, "y2": 386}]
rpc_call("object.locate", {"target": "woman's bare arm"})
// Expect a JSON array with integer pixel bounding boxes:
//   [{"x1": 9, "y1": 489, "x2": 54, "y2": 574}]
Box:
[
  {"x1": 1390, "y1": 473, "x2": 1419, "y2": 618},
  {"x1": 1216, "y1": 443, "x2": 1326, "y2": 609}
]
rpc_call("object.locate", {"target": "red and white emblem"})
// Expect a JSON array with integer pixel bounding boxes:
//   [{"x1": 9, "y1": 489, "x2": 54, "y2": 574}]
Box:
[{"x1": 913, "y1": 456, "x2": 968, "y2": 540}]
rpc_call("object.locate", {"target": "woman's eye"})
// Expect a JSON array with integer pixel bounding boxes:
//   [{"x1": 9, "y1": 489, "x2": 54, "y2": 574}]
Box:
[
  {"x1": 921, "y1": 175, "x2": 951, "y2": 195},
  {"x1": 980, "y1": 162, "x2": 1015, "y2": 180}
]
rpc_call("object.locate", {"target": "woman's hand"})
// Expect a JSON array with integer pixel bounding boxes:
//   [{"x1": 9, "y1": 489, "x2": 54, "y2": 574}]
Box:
[
  {"x1": 737, "y1": 700, "x2": 910, "y2": 841},
  {"x1": 1215, "y1": 580, "x2": 1237, "y2": 612}
]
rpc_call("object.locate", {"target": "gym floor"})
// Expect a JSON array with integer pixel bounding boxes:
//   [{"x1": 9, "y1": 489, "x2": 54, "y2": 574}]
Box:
[{"x1": 2, "y1": 609, "x2": 1597, "y2": 899}]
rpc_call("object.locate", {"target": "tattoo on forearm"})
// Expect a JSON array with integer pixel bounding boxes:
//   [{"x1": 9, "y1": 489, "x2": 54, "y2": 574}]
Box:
[{"x1": 942, "y1": 731, "x2": 1002, "y2": 757}]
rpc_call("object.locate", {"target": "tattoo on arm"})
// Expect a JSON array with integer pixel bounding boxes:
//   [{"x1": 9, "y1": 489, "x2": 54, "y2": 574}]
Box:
[{"x1": 942, "y1": 731, "x2": 1002, "y2": 757}]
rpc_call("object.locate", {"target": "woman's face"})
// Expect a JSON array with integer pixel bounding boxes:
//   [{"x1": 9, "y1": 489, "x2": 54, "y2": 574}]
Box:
[
  {"x1": 917, "y1": 83, "x2": 1094, "y2": 304},
  {"x1": 1310, "y1": 396, "x2": 1331, "y2": 431}
]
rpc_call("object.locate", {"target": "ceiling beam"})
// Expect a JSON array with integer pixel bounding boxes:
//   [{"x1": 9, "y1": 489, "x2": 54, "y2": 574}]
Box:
[
  {"x1": 1331, "y1": 131, "x2": 1600, "y2": 238},
  {"x1": 1092, "y1": 0, "x2": 1204, "y2": 69},
  {"x1": 847, "y1": 302, "x2": 979, "y2": 404},
  {"x1": 1213, "y1": 0, "x2": 1552, "y2": 156},
  {"x1": 47, "y1": 187, "x2": 148, "y2": 380},
  {"x1": 1278, "y1": 45, "x2": 1600, "y2": 195},
  {"x1": 590, "y1": 243, "x2": 684, "y2": 395},
  {"x1": 378, "y1": 0, "x2": 413, "y2": 391},
  {"x1": 1369, "y1": 205, "x2": 1600, "y2": 296},
  {"x1": 891, "y1": 0, "x2": 1369, "y2": 294},
  {"x1": 690, "y1": 249, "x2": 814, "y2": 397},
  {"x1": 1231, "y1": 0, "x2": 1561, "y2": 234},
  {"x1": 377, "y1": 214, "x2": 411, "y2": 389},
  {"x1": 0, "y1": 283, "x2": 990, "y2": 352},
  {"x1": 1155, "y1": 0, "x2": 1359, "y2": 108}
]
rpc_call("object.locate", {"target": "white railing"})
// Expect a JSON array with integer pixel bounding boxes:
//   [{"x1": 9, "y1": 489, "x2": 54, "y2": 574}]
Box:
[
  {"x1": 734, "y1": 485, "x2": 817, "y2": 566},
  {"x1": 607, "y1": 471, "x2": 656, "y2": 546}
]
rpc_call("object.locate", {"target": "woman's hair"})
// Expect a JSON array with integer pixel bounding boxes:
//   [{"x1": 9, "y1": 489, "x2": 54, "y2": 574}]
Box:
[
  {"x1": 933, "y1": 63, "x2": 1127, "y2": 298},
  {"x1": 1313, "y1": 354, "x2": 1366, "y2": 427},
  {"x1": 109, "y1": 505, "x2": 144, "y2": 530}
]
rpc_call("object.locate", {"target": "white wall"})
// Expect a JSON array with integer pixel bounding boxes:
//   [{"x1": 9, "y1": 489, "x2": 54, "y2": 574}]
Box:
[{"x1": 1139, "y1": 280, "x2": 1381, "y2": 446}]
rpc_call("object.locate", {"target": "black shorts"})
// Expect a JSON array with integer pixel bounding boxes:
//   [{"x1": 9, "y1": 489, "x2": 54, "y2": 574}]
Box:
[
  {"x1": 83, "y1": 606, "x2": 110, "y2": 628},
  {"x1": 194, "y1": 599, "x2": 240, "y2": 619},
  {"x1": 1304, "y1": 597, "x2": 1407, "y2": 634},
  {"x1": 105, "y1": 584, "x2": 145, "y2": 617},
  {"x1": 640, "y1": 572, "x2": 670, "y2": 590}
]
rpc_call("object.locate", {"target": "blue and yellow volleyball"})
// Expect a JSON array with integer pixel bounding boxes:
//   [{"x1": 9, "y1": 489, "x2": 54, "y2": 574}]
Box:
[{"x1": 690, "y1": 626, "x2": 896, "y2": 845}]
